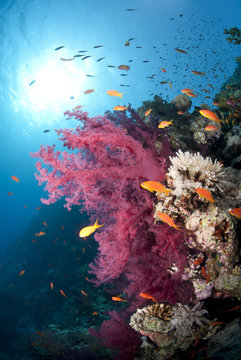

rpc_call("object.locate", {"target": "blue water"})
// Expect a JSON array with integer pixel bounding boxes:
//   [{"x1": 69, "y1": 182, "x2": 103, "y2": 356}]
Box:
[{"x1": 0, "y1": 0, "x2": 241, "y2": 358}]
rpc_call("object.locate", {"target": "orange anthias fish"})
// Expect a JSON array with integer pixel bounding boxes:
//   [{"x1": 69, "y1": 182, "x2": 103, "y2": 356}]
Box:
[
  {"x1": 113, "y1": 106, "x2": 127, "y2": 111},
  {"x1": 156, "y1": 212, "x2": 181, "y2": 231},
  {"x1": 229, "y1": 208, "x2": 241, "y2": 219},
  {"x1": 35, "y1": 231, "x2": 46, "y2": 236},
  {"x1": 107, "y1": 90, "x2": 124, "y2": 98},
  {"x1": 84, "y1": 89, "x2": 95, "y2": 94},
  {"x1": 112, "y1": 296, "x2": 127, "y2": 302},
  {"x1": 174, "y1": 48, "x2": 189, "y2": 54},
  {"x1": 18, "y1": 270, "x2": 25, "y2": 276},
  {"x1": 185, "y1": 91, "x2": 197, "y2": 98},
  {"x1": 60, "y1": 289, "x2": 68, "y2": 297},
  {"x1": 191, "y1": 70, "x2": 206, "y2": 76},
  {"x1": 161, "y1": 68, "x2": 166, "y2": 72},
  {"x1": 204, "y1": 125, "x2": 219, "y2": 131},
  {"x1": 158, "y1": 120, "x2": 173, "y2": 129},
  {"x1": 79, "y1": 219, "x2": 104, "y2": 238},
  {"x1": 199, "y1": 110, "x2": 221, "y2": 126},
  {"x1": 81, "y1": 290, "x2": 88, "y2": 296},
  {"x1": 145, "y1": 108, "x2": 152, "y2": 117},
  {"x1": 11, "y1": 175, "x2": 20, "y2": 182},
  {"x1": 50, "y1": 282, "x2": 54, "y2": 290},
  {"x1": 7, "y1": 192, "x2": 13, "y2": 195},
  {"x1": 195, "y1": 188, "x2": 214, "y2": 206},
  {"x1": 117, "y1": 65, "x2": 130, "y2": 71},
  {"x1": 181, "y1": 88, "x2": 194, "y2": 94},
  {"x1": 75, "y1": 105, "x2": 83, "y2": 110},
  {"x1": 139, "y1": 292, "x2": 158, "y2": 302},
  {"x1": 141, "y1": 181, "x2": 172, "y2": 196}
]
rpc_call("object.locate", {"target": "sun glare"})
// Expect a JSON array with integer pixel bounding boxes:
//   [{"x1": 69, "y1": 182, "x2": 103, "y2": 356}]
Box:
[{"x1": 25, "y1": 59, "x2": 86, "y2": 112}]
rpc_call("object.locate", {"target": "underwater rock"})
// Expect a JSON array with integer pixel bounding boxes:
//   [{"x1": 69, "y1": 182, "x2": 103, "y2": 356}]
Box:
[
  {"x1": 173, "y1": 94, "x2": 191, "y2": 111},
  {"x1": 223, "y1": 134, "x2": 241, "y2": 164},
  {"x1": 130, "y1": 302, "x2": 216, "y2": 359},
  {"x1": 214, "y1": 270, "x2": 241, "y2": 298}
]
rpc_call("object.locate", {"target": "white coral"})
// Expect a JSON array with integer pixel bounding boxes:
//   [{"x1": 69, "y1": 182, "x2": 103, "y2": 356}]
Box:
[
  {"x1": 169, "y1": 302, "x2": 209, "y2": 340},
  {"x1": 167, "y1": 150, "x2": 225, "y2": 197}
]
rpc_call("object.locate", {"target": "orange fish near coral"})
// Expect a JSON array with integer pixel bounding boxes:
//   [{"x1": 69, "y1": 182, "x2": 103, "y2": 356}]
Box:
[
  {"x1": 181, "y1": 88, "x2": 194, "y2": 94},
  {"x1": 191, "y1": 70, "x2": 206, "y2": 76},
  {"x1": 141, "y1": 181, "x2": 172, "y2": 196},
  {"x1": 81, "y1": 290, "x2": 88, "y2": 296},
  {"x1": 112, "y1": 296, "x2": 127, "y2": 302},
  {"x1": 50, "y1": 282, "x2": 54, "y2": 290},
  {"x1": 11, "y1": 175, "x2": 20, "y2": 182},
  {"x1": 204, "y1": 125, "x2": 219, "y2": 131},
  {"x1": 113, "y1": 106, "x2": 127, "y2": 111},
  {"x1": 60, "y1": 289, "x2": 68, "y2": 297},
  {"x1": 195, "y1": 188, "x2": 214, "y2": 206},
  {"x1": 139, "y1": 293, "x2": 158, "y2": 302},
  {"x1": 156, "y1": 212, "x2": 181, "y2": 231},
  {"x1": 107, "y1": 90, "x2": 124, "y2": 98},
  {"x1": 117, "y1": 65, "x2": 130, "y2": 71},
  {"x1": 79, "y1": 219, "x2": 104, "y2": 238},
  {"x1": 229, "y1": 208, "x2": 241, "y2": 219},
  {"x1": 145, "y1": 108, "x2": 152, "y2": 117},
  {"x1": 158, "y1": 120, "x2": 174, "y2": 129},
  {"x1": 199, "y1": 110, "x2": 221, "y2": 126}
]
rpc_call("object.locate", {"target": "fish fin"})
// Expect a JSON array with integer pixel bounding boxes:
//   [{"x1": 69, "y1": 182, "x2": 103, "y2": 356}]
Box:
[
  {"x1": 174, "y1": 224, "x2": 181, "y2": 231},
  {"x1": 169, "y1": 120, "x2": 174, "y2": 125},
  {"x1": 119, "y1": 93, "x2": 124, "y2": 98},
  {"x1": 94, "y1": 219, "x2": 104, "y2": 229},
  {"x1": 164, "y1": 189, "x2": 172, "y2": 197}
]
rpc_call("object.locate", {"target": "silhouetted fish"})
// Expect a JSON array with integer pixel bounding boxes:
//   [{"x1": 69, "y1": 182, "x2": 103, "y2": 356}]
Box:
[
  {"x1": 55, "y1": 46, "x2": 64, "y2": 51},
  {"x1": 29, "y1": 80, "x2": 36, "y2": 86},
  {"x1": 93, "y1": 45, "x2": 104, "y2": 48},
  {"x1": 126, "y1": 8, "x2": 137, "y2": 11},
  {"x1": 97, "y1": 57, "x2": 105, "y2": 62},
  {"x1": 128, "y1": 37, "x2": 135, "y2": 41},
  {"x1": 82, "y1": 56, "x2": 91, "y2": 60},
  {"x1": 43, "y1": 129, "x2": 50, "y2": 133}
]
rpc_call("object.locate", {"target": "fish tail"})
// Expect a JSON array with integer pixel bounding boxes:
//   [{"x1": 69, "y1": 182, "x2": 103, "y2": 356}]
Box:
[
  {"x1": 119, "y1": 93, "x2": 124, "y2": 98},
  {"x1": 95, "y1": 219, "x2": 104, "y2": 229},
  {"x1": 164, "y1": 189, "x2": 172, "y2": 197},
  {"x1": 174, "y1": 224, "x2": 181, "y2": 231},
  {"x1": 169, "y1": 120, "x2": 174, "y2": 125}
]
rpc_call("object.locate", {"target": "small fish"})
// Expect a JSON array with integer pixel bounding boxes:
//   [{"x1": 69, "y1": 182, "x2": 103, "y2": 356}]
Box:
[
  {"x1": 35, "y1": 331, "x2": 46, "y2": 336},
  {"x1": 224, "y1": 305, "x2": 241, "y2": 312},
  {"x1": 212, "y1": 102, "x2": 220, "y2": 106},
  {"x1": 136, "y1": 46, "x2": 142, "y2": 48},
  {"x1": 60, "y1": 57, "x2": 75, "y2": 61},
  {"x1": 36, "y1": 207, "x2": 41, "y2": 210},
  {"x1": 195, "y1": 188, "x2": 214, "y2": 205},
  {"x1": 120, "y1": 74, "x2": 128, "y2": 76},
  {"x1": 169, "y1": 81, "x2": 172, "y2": 89},
  {"x1": 50, "y1": 282, "x2": 53, "y2": 290},
  {"x1": 11, "y1": 175, "x2": 20, "y2": 182},
  {"x1": 113, "y1": 106, "x2": 127, "y2": 111},
  {"x1": 229, "y1": 208, "x2": 241, "y2": 219},
  {"x1": 191, "y1": 70, "x2": 206, "y2": 76},
  {"x1": 204, "y1": 125, "x2": 219, "y2": 131},
  {"x1": 97, "y1": 57, "x2": 105, "y2": 62},
  {"x1": 118, "y1": 65, "x2": 130, "y2": 71},
  {"x1": 143, "y1": 60, "x2": 149, "y2": 63},
  {"x1": 93, "y1": 45, "x2": 104, "y2": 48},
  {"x1": 158, "y1": 120, "x2": 174, "y2": 129},
  {"x1": 84, "y1": 89, "x2": 95, "y2": 94},
  {"x1": 185, "y1": 91, "x2": 197, "y2": 97},
  {"x1": 203, "y1": 89, "x2": 210, "y2": 93},
  {"x1": 81, "y1": 290, "x2": 88, "y2": 296},
  {"x1": 112, "y1": 296, "x2": 127, "y2": 302},
  {"x1": 18, "y1": 270, "x2": 25, "y2": 276},
  {"x1": 55, "y1": 46, "x2": 65, "y2": 51},
  {"x1": 107, "y1": 65, "x2": 116, "y2": 68},
  {"x1": 139, "y1": 292, "x2": 157, "y2": 302},
  {"x1": 82, "y1": 56, "x2": 91, "y2": 60},
  {"x1": 35, "y1": 231, "x2": 46, "y2": 236},
  {"x1": 73, "y1": 54, "x2": 83, "y2": 57},
  {"x1": 211, "y1": 322, "x2": 226, "y2": 325},
  {"x1": 174, "y1": 48, "x2": 188, "y2": 54},
  {"x1": 128, "y1": 37, "x2": 135, "y2": 41},
  {"x1": 79, "y1": 219, "x2": 104, "y2": 238},
  {"x1": 177, "y1": 110, "x2": 184, "y2": 115},
  {"x1": 199, "y1": 110, "x2": 221, "y2": 126},
  {"x1": 78, "y1": 50, "x2": 87, "y2": 53},
  {"x1": 125, "y1": 41, "x2": 130, "y2": 46},
  {"x1": 60, "y1": 289, "x2": 68, "y2": 297},
  {"x1": 43, "y1": 222, "x2": 47, "y2": 227},
  {"x1": 181, "y1": 88, "x2": 194, "y2": 94},
  {"x1": 92, "y1": 312, "x2": 98, "y2": 315},
  {"x1": 126, "y1": 8, "x2": 137, "y2": 11},
  {"x1": 145, "y1": 108, "x2": 152, "y2": 117},
  {"x1": 208, "y1": 83, "x2": 215, "y2": 89},
  {"x1": 75, "y1": 105, "x2": 83, "y2": 110},
  {"x1": 141, "y1": 181, "x2": 172, "y2": 196},
  {"x1": 29, "y1": 80, "x2": 36, "y2": 86},
  {"x1": 86, "y1": 74, "x2": 95, "y2": 77},
  {"x1": 69, "y1": 96, "x2": 74, "y2": 99},
  {"x1": 7, "y1": 192, "x2": 13, "y2": 195},
  {"x1": 156, "y1": 212, "x2": 181, "y2": 231},
  {"x1": 43, "y1": 129, "x2": 50, "y2": 133},
  {"x1": 107, "y1": 90, "x2": 123, "y2": 98},
  {"x1": 161, "y1": 68, "x2": 166, "y2": 72},
  {"x1": 160, "y1": 81, "x2": 168, "y2": 84}
]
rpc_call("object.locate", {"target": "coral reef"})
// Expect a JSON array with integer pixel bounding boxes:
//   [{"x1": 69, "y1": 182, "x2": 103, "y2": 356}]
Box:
[
  {"x1": 129, "y1": 302, "x2": 216, "y2": 359},
  {"x1": 172, "y1": 93, "x2": 191, "y2": 111},
  {"x1": 153, "y1": 150, "x2": 240, "y2": 300}
]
